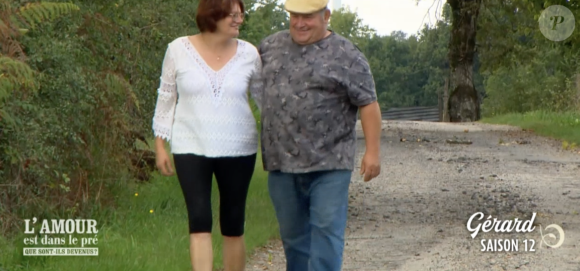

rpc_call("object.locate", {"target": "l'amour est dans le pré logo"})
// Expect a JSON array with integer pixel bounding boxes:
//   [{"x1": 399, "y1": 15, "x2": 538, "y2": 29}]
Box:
[{"x1": 22, "y1": 218, "x2": 99, "y2": 256}]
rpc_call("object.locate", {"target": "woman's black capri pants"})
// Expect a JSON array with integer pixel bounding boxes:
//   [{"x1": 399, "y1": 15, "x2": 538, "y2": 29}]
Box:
[{"x1": 173, "y1": 152, "x2": 256, "y2": 236}]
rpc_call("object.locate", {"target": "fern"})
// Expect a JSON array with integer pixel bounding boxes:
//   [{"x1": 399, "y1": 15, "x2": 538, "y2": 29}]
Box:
[
  {"x1": 0, "y1": 55, "x2": 37, "y2": 93},
  {"x1": 0, "y1": 56, "x2": 37, "y2": 125},
  {"x1": 0, "y1": 56, "x2": 36, "y2": 125},
  {"x1": 104, "y1": 72, "x2": 141, "y2": 112},
  {"x1": 0, "y1": 1, "x2": 80, "y2": 58},
  {"x1": 1, "y1": 37, "x2": 25, "y2": 61},
  {"x1": 0, "y1": 0, "x2": 79, "y2": 104},
  {"x1": 0, "y1": 2, "x2": 19, "y2": 43},
  {"x1": 16, "y1": 2, "x2": 80, "y2": 30}
]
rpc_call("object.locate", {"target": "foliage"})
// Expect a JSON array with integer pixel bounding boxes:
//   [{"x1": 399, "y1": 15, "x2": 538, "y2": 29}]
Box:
[
  {"x1": 330, "y1": 4, "x2": 458, "y2": 111},
  {"x1": 329, "y1": 6, "x2": 376, "y2": 48},
  {"x1": 0, "y1": 55, "x2": 36, "y2": 105},
  {"x1": 412, "y1": 0, "x2": 578, "y2": 117},
  {"x1": 0, "y1": 0, "x2": 79, "y2": 123},
  {"x1": 240, "y1": 0, "x2": 289, "y2": 46},
  {"x1": 477, "y1": 0, "x2": 580, "y2": 115},
  {"x1": 0, "y1": 0, "x2": 83, "y2": 236}
]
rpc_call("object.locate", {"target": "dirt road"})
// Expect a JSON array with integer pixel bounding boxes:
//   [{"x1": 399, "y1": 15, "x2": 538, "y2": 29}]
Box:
[{"x1": 246, "y1": 120, "x2": 580, "y2": 271}]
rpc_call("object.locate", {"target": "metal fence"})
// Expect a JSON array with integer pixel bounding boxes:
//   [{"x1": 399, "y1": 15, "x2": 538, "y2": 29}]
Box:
[{"x1": 381, "y1": 106, "x2": 440, "y2": 122}]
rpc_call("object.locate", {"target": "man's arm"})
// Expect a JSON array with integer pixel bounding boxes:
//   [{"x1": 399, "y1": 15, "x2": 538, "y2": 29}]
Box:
[
  {"x1": 359, "y1": 101, "x2": 382, "y2": 181},
  {"x1": 343, "y1": 46, "x2": 382, "y2": 181},
  {"x1": 360, "y1": 101, "x2": 382, "y2": 156}
]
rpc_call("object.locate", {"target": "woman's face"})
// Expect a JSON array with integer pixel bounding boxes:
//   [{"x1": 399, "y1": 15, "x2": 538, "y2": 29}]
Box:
[{"x1": 215, "y1": 3, "x2": 243, "y2": 37}]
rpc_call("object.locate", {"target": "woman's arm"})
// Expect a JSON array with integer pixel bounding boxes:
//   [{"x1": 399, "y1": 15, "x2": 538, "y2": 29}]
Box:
[
  {"x1": 152, "y1": 45, "x2": 177, "y2": 176},
  {"x1": 152, "y1": 45, "x2": 178, "y2": 142},
  {"x1": 248, "y1": 47, "x2": 264, "y2": 112}
]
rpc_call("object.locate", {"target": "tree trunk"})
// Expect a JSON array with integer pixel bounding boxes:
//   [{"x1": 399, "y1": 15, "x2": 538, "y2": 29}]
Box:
[
  {"x1": 447, "y1": 0, "x2": 481, "y2": 122},
  {"x1": 443, "y1": 75, "x2": 450, "y2": 122},
  {"x1": 439, "y1": 75, "x2": 450, "y2": 122},
  {"x1": 576, "y1": 73, "x2": 580, "y2": 111},
  {"x1": 438, "y1": 86, "x2": 442, "y2": 121}
]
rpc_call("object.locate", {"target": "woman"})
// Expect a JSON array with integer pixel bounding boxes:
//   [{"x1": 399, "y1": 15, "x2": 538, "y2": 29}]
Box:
[{"x1": 151, "y1": 0, "x2": 262, "y2": 270}]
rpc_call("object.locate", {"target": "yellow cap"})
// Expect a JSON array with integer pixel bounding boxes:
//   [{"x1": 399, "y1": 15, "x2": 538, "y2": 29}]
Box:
[{"x1": 284, "y1": 0, "x2": 329, "y2": 14}]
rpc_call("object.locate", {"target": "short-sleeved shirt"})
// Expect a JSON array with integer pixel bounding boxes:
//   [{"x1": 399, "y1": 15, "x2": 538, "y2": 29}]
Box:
[{"x1": 255, "y1": 30, "x2": 377, "y2": 173}]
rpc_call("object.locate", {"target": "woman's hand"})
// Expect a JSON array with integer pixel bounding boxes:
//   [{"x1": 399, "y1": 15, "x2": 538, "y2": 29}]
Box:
[{"x1": 155, "y1": 138, "x2": 174, "y2": 176}]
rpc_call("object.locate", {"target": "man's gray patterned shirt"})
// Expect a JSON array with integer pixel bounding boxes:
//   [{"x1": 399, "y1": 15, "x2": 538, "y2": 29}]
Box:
[{"x1": 250, "y1": 30, "x2": 377, "y2": 173}]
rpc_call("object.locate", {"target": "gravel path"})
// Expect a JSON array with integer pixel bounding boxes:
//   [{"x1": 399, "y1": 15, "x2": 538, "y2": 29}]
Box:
[{"x1": 246, "y1": 120, "x2": 580, "y2": 271}]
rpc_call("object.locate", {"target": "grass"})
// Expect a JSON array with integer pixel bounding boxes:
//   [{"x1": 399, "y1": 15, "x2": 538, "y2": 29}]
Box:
[
  {"x1": 481, "y1": 110, "x2": 580, "y2": 146},
  {"x1": 0, "y1": 147, "x2": 279, "y2": 271}
]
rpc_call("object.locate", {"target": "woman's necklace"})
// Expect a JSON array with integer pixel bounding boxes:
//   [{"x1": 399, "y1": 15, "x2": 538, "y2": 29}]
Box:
[
  {"x1": 202, "y1": 38, "x2": 231, "y2": 61},
  {"x1": 211, "y1": 49, "x2": 222, "y2": 61}
]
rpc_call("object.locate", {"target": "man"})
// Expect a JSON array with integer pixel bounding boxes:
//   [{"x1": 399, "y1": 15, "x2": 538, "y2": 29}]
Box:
[{"x1": 249, "y1": 0, "x2": 382, "y2": 270}]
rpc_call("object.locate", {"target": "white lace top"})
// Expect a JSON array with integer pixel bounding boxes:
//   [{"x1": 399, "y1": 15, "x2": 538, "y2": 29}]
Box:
[{"x1": 152, "y1": 37, "x2": 262, "y2": 157}]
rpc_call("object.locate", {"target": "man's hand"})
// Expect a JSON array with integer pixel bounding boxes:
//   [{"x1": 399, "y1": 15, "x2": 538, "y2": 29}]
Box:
[{"x1": 360, "y1": 151, "x2": 380, "y2": 182}]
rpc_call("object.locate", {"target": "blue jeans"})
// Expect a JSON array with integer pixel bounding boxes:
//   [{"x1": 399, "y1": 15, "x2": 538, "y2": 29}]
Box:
[{"x1": 268, "y1": 170, "x2": 352, "y2": 271}]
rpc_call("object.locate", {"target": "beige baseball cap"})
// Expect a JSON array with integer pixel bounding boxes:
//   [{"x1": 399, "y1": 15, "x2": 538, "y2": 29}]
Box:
[{"x1": 284, "y1": 0, "x2": 329, "y2": 14}]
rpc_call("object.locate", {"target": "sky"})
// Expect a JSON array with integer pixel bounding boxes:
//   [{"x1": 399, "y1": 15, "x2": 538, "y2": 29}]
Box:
[{"x1": 329, "y1": 0, "x2": 445, "y2": 36}]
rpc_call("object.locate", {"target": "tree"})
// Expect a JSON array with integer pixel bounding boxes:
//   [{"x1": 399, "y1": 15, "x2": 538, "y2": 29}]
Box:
[
  {"x1": 329, "y1": 6, "x2": 376, "y2": 48},
  {"x1": 415, "y1": 5, "x2": 452, "y2": 120},
  {"x1": 446, "y1": 0, "x2": 482, "y2": 122},
  {"x1": 476, "y1": 0, "x2": 580, "y2": 115},
  {"x1": 240, "y1": 0, "x2": 289, "y2": 46},
  {"x1": 415, "y1": 0, "x2": 482, "y2": 121}
]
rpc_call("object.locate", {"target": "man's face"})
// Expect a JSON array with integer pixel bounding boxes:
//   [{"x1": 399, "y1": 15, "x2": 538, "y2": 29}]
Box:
[{"x1": 289, "y1": 9, "x2": 330, "y2": 45}]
